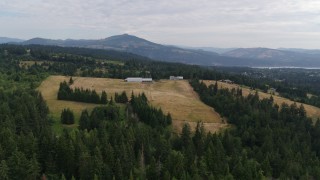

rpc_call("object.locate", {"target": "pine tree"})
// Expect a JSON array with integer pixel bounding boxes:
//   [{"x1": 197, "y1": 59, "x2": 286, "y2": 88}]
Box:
[
  {"x1": 115, "y1": 159, "x2": 123, "y2": 180},
  {"x1": 0, "y1": 160, "x2": 9, "y2": 180},
  {"x1": 181, "y1": 123, "x2": 191, "y2": 148},
  {"x1": 298, "y1": 104, "x2": 306, "y2": 117},
  {"x1": 101, "y1": 91, "x2": 108, "y2": 104},
  {"x1": 166, "y1": 113, "x2": 172, "y2": 125},
  {"x1": 92, "y1": 147, "x2": 104, "y2": 178},
  {"x1": 109, "y1": 97, "x2": 114, "y2": 105},
  {"x1": 79, "y1": 109, "x2": 90, "y2": 130},
  {"x1": 27, "y1": 155, "x2": 40, "y2": 180},
  {"x1": 147, "y1": 157, "x2": 158, "y2": 180},
  {"x1": 129, "y1": 170, "x2": 134, "y2": 180},
  {"x1": 8, "y1": 151, "x2": 29, "y2": 179},
  {"x1": 115, "y1": 92, "x2": 119, "y2": 103},
  {"x1": 163, "y1": 171, "x2": 171, "y2": 180},
  {"x1": 121, "y1": 91, "x2": 128, "y2": 103},
  {"x1": 214, "y1": 81, "x2": 218, "y2": 95},
  {"x1": 69, "y1": 77, "x2": 74, "y2": 85},
  {"x1": 94, "y1": 174, "x2": 99, "y2": 180},
  {"x1": 193, "y1": 122, "x2": 205, "y2": 155},
  {"x1": 61, "y1": 108, "x2": 75, "y2": 125},
  {"x1": 79, "y1": 151, "x2": 92, "y2": 180}
]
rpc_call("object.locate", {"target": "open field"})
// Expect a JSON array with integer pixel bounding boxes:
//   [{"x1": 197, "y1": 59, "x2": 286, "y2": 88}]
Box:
[
  {"x1": 204, "y1": 80, "x2": 320, "y2": 120},
  {"x1": 19, "y1": 60, "x2": 48, "y2": 67},
  {"x1": 38, "y1": 76, "x2": 227, "y2": 133},
  {"x1": 37, "y1": 76, "x2": 99, "y2": 132}
]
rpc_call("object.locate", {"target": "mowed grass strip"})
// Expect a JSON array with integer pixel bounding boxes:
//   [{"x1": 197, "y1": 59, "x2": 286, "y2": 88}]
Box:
[
  {"x1": 38, "y1": 75, "x2": 227, "y2": 133},
  {"x1": 203, "y1": 80, "x2": 320, "y2": 121}
]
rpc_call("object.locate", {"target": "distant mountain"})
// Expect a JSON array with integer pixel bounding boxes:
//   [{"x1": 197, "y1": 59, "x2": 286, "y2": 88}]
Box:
[
  {"x1": 223, "y1": 48, "x2": 299, "y2": 60},
  {"x1": 223, "y1": 48, "x2": 320, "y2": 67},
  {"x1": 179, "y1": 46, "x2": 236, "y2": 54},
  {"x1": 21, "y1": 34, "x2": 248, "y2": 66},
  {"x1": 22, "y1": 38, "x2": 64, "y2": 45},
  {"x1": 0, "y1": 37, "x2": 24, "y2": 44},
  {"x1": 278, "y1": 48, "x2": 320, "y2": 55},
  {"x1": 198, "y1": 47, "x2": 237, "y2": 54},
  {"x1": 18, "y1": 34, "x2": 320, "y2": 67}
]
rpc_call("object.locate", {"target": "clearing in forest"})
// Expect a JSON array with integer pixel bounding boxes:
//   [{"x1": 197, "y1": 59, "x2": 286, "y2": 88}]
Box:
[
  {"x1": 203, "y1": 80, "x2": 320, "y2": 121},
  {"x1": 38, "y1": 75, "x2": 227, "y2": 133}
]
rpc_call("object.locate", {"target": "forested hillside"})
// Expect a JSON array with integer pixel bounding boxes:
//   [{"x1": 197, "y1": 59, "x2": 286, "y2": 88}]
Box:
[
  {"x1": 1, "y1": 45, "x2": 320, "y2": 179},
  {"x1": 215, "y1": 67, "x2": 320, "y2": 109}
]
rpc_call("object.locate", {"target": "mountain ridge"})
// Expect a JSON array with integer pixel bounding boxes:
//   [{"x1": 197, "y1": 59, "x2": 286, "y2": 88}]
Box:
[
  {"x1": 14, "y1": 34, "x2": 320, "y2": 67},
  {"x1": 0, "y1": 37, "x2": 25, "y2": 44}
]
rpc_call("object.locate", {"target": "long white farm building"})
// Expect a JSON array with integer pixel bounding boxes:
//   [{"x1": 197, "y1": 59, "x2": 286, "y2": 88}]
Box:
[{"x1": 125, "y1": 77, "x2": 153, "y2": 82}]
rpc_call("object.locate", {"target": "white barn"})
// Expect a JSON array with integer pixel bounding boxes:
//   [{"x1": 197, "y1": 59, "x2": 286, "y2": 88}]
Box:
[
  {"x1": 125, "y1": 77, "x2": 153, "y2": 82},
  {"x1": 142, "y1": 78, "x2": 153, "y2": 82},
  {"x1": 169, "y1": 76, "x2": 183, "y2": 80}
]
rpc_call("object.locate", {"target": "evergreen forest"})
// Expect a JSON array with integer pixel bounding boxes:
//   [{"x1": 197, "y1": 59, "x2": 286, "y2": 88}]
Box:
[{"x1": 1, "y1": 44, "x2": 320, "y2": 179}]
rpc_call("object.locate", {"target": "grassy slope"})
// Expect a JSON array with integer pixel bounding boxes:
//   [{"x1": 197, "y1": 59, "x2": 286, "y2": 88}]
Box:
[
  {"x1": 38, "y1": 75, "x2": 227, "y2": 133},
  {"x1": 204, "y1": 80, "x2": 320, "y2": 121},
  {"x1": 37, "y1": 76, "x2": 99, "y2": 133}
]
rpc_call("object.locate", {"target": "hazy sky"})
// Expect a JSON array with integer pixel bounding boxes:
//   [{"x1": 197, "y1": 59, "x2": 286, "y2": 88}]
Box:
[{"x1": 1, "y1": 0, "x2": 320, "y2": 48}]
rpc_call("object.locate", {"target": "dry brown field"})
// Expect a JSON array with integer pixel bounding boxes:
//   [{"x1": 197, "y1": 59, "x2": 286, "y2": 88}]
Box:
[{"x1": 38, "y1": 76, "x2": 228, "y2": 132}]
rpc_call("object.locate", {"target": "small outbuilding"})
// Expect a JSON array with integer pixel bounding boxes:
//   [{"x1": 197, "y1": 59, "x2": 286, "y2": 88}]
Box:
[
  {"x1": 220, "y1": 79, "x2": 234, "y2": 84},
  {"x1": 268, "y1": 88, "x2": 277, "y2": 94},
  {"x1": 169, "y1": 76, "x2": 183, "y2": 80}
]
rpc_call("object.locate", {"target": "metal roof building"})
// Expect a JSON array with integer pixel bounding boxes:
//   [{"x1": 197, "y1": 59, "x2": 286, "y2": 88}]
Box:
[
  {"x1": 169, "y1": 76, "x2": 183, "y2": 80},
  {"x1": 125, "y1": 77, "x2": 153, "y2": 82}
]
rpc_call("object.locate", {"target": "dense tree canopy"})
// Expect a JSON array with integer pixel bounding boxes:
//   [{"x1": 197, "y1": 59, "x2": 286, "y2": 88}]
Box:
[
  {"x1": 61, "y1": 108, "x2": 75, "y2": 125},
  {"x1": 57, "y1": 81, "x2": 106, "y2": 104}
]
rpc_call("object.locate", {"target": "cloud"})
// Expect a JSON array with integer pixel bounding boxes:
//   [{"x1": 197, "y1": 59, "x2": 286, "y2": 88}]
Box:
[{"x1": 0, "y1": 0, "x2": 320, "y2": 48}]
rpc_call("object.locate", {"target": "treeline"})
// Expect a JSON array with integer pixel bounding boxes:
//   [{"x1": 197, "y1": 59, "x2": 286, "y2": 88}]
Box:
[
  {"x1": 217, "y1": 67, "x2": 320, "y2": 108},
  {"x1": 0, "y1": 52, "x2": 48, "y2": 91},
  {"x1": 131, "y1": 93, "x2": 172, "y2": 128},
  {"x1": 57, "y1": 81, "x2": 108, "y2": 104},
  {"x1": 79, "y1": 105, "x2": 120, "y2": 130},
  {"x1": 190, "y1": 79, "x2": 320, "y2": 178},
  {"x1": 57, "y1": 81, "x2": 131, "y2": 105},
  {"x1": 61, "y1": 108, "x2": 75, "y2": 125},
  {"x1": 114, "y1": 91, "x2": 128, "y2": 103}
]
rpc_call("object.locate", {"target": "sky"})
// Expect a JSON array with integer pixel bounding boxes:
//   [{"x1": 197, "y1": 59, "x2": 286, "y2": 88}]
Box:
[{"x1": 1, "y1": 0, "x2": 320, "y2": 48}]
